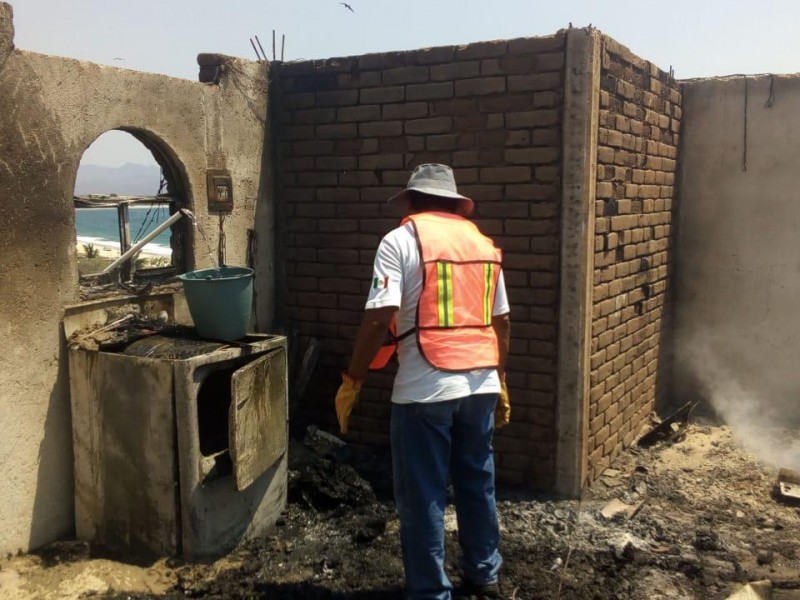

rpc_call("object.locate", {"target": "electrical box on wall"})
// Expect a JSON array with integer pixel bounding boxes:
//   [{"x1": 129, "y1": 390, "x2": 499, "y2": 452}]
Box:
[{"x1": 207, "y1": 169, "x2": 233, "y2": 212}]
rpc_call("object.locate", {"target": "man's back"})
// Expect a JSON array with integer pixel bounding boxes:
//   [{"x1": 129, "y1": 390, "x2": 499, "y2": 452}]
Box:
[{"x1": 365, "y1": 219, "x2": 509, "y2": 404}]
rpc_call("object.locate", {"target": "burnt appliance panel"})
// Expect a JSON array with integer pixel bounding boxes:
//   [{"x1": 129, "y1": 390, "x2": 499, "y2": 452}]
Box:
[{"x1": 69, "y1": 332, "x2": 288, "y2": 558}]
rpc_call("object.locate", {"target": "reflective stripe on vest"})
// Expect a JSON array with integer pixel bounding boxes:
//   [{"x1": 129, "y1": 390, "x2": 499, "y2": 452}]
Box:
[
  {"x1": 435, "y1": 261, "x2": 454, "y2": 326},
  {"x1": 483, "y1": 263, "x2": 494, "y2": 326}
]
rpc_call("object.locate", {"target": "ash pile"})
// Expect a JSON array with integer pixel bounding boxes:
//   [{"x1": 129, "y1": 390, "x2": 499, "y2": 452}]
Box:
[
  {"x1": 91, "y1": 420, "x2": 800, "y2": 600},
  {"x1": 287, "y1": 425, "x2": 393, "y2": 512}
]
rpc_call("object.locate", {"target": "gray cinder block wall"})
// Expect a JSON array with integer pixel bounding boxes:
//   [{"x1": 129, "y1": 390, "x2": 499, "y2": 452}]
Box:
[{"x1": 274, "y1": 34, "x2": 568, "y2": 488}]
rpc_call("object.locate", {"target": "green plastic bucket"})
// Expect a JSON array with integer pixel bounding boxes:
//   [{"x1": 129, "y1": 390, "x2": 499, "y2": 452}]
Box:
[{"x1": 178, "y1": 266, "x2": 253, "y2": 341}]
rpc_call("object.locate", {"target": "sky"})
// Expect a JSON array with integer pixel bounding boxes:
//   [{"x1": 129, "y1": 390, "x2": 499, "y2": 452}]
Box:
[{"x1": 11, "y1": 0, "x2": 800, "y2": 166}]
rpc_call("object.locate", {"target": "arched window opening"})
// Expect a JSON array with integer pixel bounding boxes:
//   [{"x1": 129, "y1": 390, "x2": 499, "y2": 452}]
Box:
[{"x1": 74, "y1": 130, "x2": 188, "y2": 290}]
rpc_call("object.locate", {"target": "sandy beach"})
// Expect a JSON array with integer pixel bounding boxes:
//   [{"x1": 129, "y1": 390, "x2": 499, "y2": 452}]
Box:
[{"x1": 76, "y1": 235, "x2": 172, "y2": 259}]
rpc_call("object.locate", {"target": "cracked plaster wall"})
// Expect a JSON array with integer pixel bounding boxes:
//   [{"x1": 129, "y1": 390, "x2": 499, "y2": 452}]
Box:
[{"x1": 0, "y1": 1, "x2": 275, "y2": 554}]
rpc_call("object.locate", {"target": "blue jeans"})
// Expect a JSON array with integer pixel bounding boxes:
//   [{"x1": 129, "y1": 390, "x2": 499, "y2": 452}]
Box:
[{"x1": 391, "y1": 394, "x2": 502, "y2": 600}]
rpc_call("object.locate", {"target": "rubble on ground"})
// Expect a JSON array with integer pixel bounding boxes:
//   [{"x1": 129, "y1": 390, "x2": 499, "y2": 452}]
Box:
[{"x1": 2, "y1": 423, "x2": 799, "y2": 600}]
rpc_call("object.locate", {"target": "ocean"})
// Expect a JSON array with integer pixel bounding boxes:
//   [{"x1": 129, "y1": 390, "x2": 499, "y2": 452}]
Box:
[{"x1": 75, "y1": 205, "x2": 173, "y2": 256}]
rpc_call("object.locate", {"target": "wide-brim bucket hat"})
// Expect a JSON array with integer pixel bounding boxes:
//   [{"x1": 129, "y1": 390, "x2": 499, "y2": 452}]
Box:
[{"x1": 388, "y1": 163, "x2": 474, "y2": 216}]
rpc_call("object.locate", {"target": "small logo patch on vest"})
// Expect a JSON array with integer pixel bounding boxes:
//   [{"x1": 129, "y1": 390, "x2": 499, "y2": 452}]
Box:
[{"x1": 372, "y1": 276, "x2": 389, "y2": 290}]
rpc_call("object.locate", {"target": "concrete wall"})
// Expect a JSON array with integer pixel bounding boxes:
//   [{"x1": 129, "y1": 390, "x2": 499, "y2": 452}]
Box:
[
  {"x1": 0, "y1": 2, "x2": 274, "y2": 553},
  {"x1": 675, "y1": 75, "x2": 800, "y2": 429},
  {"x1": 273, "y1": 35, "x2": 566, "y2": 487},
  {"x1": 587, "y1": 37, "x2": 681, "y2": 479}
]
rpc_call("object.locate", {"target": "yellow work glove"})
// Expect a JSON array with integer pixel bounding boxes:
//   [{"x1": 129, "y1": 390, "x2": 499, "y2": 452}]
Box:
[
  {"x1": 335, "y1": 372, "x2": 362, "y2": 434},
  {"x1": 495, "y1": 378, "x2": 511, "y2": 429}
]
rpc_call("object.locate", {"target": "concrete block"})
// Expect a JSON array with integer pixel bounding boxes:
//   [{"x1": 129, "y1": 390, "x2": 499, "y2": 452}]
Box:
[
  {"x1": 508, "y1": 72, "x2": 562, "y2": 92},
  {"x1": 535, "y1": 165, "x2": 560, "y2": 182},
  {"x1": 406, "y1": 81, "x2": 454, "y2": 100},
  {"x1": 294, "y1": 107, "x2": 337, "y2": 124},
  {"x1": 497, "y1": 55, "x2": 536, "y2": 74},
  {"x1": 480, "y1": 59, "x2": 502, "y2": 76},
  {"x1": 376, "y1": 137, "x2": 408, "y2": 153},
  {"x1": 337, "y1": 105, "x2": 381, "y2": 122},
  {"x1": 338, "y1": 170, "x2": 380, "y2": 186},
  {"x1": 382, "y1": 66, "x2": 429, "y2": 85},
  {"x1": 480, "y1": 166, "x2": 531, "y2": 183},
  {"x1": 506, "y1": 109, "x2": 560, "y2": 128},
  {"x1": 504, "y1": 218, "x2": 558, "y2": 235},
  {"x1": 382, "y1": 102, "x2": 429, "y2": 120},
  {"x1": 505, "y1": 147, "x2": 559, "y2": 165},
  {"x1": 479, "y1": 94, "x2": 535, "y2": 113},
  {"x1": 531, "y1": 128, "x2": 558, "y2": 147},
  {"x1": 455, "y1": 77, "x2": 506, "y2": 96},
  {"x1": 316, "y1": 188, "x2": 359, "y2": 202},
  {"x1": 336, "y1": 71, "x2": 382, "y2": 89},
  {"x1": 410, "y1": 46, "x2": 457, "y2": 65},
  {"x1": 404, "y1": 116, "x2": 452, "y2": 135},
  {"x1": 596, "y1": 182, "x2": 614, "y2": 198},
  {"x1": 536, "y1": 52, "x2": 565, "y2": 71},
  {"x1": 430, "y1": 61, "x2": 480, "y2": 81},
  {"x1": 598, "y1": 146, "x2": 615, "y2": 163},
  {"x1": 315, "y1": 123, "x2": 358, "y2": 139},
  {"x1": 449, "y1": 113, "x2": 487, "y2": 132},
  {"x1": 426, "y1": 134, "x2": 460, "y2": 151},
  {"x1": 282, "y1": 93, "x2": 316, "y2": 109},
  {"x1": 359, "y1": 120, "x2": 403, "y2": 137},
  {"x1": 315, "y1": 156, "x2": 357, "y2": 171},
  {"x1": 534, "y1": 90, "x2": 561, "y2": 108},
  {"x1": 294, "y1": 140, "x2": 335, "y2": 156},
  {"x1": 281, "y1": 125, "x2": 315, "y2": 141},
  {"x1": 359, "y1": 52, "x2": 406, "y2": 70},
  {"x1": 431, "y1": 98, "x2": 480, "y2": 116},
  {"x1": 606, "y1": 129, "x2": 624, "y2": 148},
  {"x1": 316, "y1": 89, "x2": 359, "y2": 107},
  {"x1": 506, "y1": 130, "x2": 531, "y2": 147},
  {"x1": 360, "y1": 86, "x2": 405, "y2": 103},
  {"x1": 336, "y1": 137, "x2": 378, "y2": 154},
  {"x1": 282, "y1": 155, "x2": 313, "y2": 172}
]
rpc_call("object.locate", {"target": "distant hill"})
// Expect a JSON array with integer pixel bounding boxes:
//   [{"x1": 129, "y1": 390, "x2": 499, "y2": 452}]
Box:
[{"x1": 75, "y1": 163, "x2": 162, "y2": 196}]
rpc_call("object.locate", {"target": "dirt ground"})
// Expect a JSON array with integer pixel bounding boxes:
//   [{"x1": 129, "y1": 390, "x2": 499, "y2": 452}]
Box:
[{"x1": 2, "y1": 422, "x2": 799, "y2": 600}]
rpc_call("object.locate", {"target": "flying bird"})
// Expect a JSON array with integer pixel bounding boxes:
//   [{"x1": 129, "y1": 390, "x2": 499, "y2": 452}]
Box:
[
  {"x1": 113, "y1": 57, "x2": 125, "y2": 61},
  {"x1": 340, "y1": 2, "x2": 354, "y2": 12}
]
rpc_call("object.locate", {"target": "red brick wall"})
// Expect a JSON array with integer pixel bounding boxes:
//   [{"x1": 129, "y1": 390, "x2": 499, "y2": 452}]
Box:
[
  {"x1": 274, "y1": 34, "x2": 566, "y2": 486},
  {"x1": 588, "y1": 37, "x2": 681, "y2": 478}
]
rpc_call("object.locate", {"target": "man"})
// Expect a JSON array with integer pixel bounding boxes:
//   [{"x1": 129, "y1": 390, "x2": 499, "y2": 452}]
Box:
[{"x1": 335, "y1": 164, "x2": 511, "y2": 600}]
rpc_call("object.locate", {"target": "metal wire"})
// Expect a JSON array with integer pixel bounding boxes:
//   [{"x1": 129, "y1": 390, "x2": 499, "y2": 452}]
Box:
[{"x1": 132, "y1": 170, "x2": 169, "y2": 243}]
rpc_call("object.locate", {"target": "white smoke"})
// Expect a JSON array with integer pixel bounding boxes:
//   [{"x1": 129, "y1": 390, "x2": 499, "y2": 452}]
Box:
[{"x1": 678, "y1": 338, "x2": 800, "y2": 471}]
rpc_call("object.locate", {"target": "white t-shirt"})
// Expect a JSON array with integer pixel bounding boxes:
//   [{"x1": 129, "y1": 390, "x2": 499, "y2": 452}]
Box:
[{"x1": 365, "y1": 221, "x2": 510, "y2": 404}]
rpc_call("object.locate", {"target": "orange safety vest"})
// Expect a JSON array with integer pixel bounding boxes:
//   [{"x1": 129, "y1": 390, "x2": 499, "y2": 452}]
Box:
[{"x1": 369, "y1": 211, "x2": 503, "y2": 373}]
